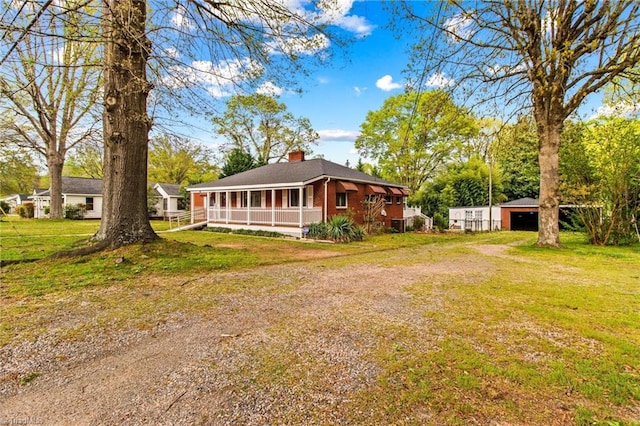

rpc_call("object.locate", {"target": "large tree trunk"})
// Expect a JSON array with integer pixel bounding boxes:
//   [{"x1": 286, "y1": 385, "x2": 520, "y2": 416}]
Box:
[
  {"x1": 47, "y1": 153, "x2": 64, "y2": 219},
  {"x1": 95, "y1": 0, "x2": 156, "y2": 247},
  {"x1": 536, "y1": 119, "x2": 563, "y2": 247}
]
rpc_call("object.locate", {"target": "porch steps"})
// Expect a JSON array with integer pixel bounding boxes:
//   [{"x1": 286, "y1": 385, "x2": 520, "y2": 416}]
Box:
[{"x1": 164, "y1": 221, "x2": 208, "y2": 232}]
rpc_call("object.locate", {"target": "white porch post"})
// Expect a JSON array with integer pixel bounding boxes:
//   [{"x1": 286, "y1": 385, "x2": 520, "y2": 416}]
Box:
[
  {"x1": 271, "y1": 189, "x2": 276, "y2": 226},
  {"x1": 247, "y1": 191, "x2": 251, "y2": 225},
  {"x1": 206, "y1": 192, "x2": 210, "y2": 222},
  {"x1": 215, "y1": 192, "x2": 220, "y2": 220},
  {"x1": 298, "y1": 186, "x2": 303, "y2": 227},
  {"x1": 226, "y1": 191, "x2": 230, "y2": 224},
  {"x1": 190, "y1": 192, "x2": 195, "y2": 223}
]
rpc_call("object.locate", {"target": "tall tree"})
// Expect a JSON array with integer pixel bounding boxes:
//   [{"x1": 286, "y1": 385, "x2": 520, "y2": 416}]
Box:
[
  {"x1": 219, "y1": 148, "x2": 257, "y2": 178},
  {"x1": 3, "y1": 1, "x2": 365, "y2": 248},
  {"x1": 148, "y1": 134, "x2": 218, "y2": 186},
  {"x1": 398, "y1": 0, "x2": 640, "y2": 247},
  {"x1": 494, "y1": 116, "x2": 540, "y2": 201},
  {"x1": 0, "y1": 1, "x2": 102, "y2": 218},
  {"x1": 64, "y1": 140, "x2": 104, "y2": 178},
  {"x1": 562, "y1": 117, "x2": 640, "y2": 245},
  {"x1": 355, "y1": 90, "x2": 478, "y2": 194},
  {"x1": 93, "y1": 0, "x2": 155, "y2": 245},
  {"x1": 0, "y1": 145, "x2": 40, "y2": 196},
  {"x1": 213, "y1": 94, "x2": 319, "y2": 164}
]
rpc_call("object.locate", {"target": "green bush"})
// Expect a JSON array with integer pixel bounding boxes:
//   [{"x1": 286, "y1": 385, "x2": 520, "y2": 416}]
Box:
[
  {"x1": 326, "y1": 215, "x2": 363, "y2": 243},
  {"x1": 306, "y1": 222, "x2": 329, "y2": 240},
  {"x1": 413, "y1": 215, "x2": 425, "y2": 231},
  {"x1": 204, "y1": 227, "x2": 284, "y2": 238},
  {"x1": 433, "y1": 212, "x2": 448, "y2": 231},
  {"x1": 16, "y1": 204, "x2": 34, "y2": 218},
  {"x1": 64, "y1": 204, "x2": 85, "y2": 220},
  {"x1": 0, "y1": 200, "x2": 10, "y2": 215}
]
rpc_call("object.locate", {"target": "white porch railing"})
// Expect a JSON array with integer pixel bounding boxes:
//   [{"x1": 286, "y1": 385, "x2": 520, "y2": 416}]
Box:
[
  {"x1": 168, "y1": 208, "x2": 206, "y2": 229},
  {"x1": 207, "y1": 207, "x2": 322, "y2": 226}
]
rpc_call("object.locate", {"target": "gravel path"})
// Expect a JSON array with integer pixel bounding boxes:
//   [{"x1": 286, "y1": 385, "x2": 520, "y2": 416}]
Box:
[{"x1": 0, "y1": 244, "x2": 490, "y2": 424}]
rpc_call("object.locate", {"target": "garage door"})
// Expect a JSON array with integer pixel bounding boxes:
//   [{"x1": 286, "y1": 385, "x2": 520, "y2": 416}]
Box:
[{"x1": 510, "y1": 211, "x2": 538, "y2": 231}]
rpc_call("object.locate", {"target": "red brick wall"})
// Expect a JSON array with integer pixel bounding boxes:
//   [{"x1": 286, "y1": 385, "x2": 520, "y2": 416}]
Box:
[{"x1": 320, "y1": 180, "x2": 404, "y2": 227}]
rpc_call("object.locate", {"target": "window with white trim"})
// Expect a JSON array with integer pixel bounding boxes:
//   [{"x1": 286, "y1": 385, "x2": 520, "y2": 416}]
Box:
[
  {"x1": 289, "y1": 188, "x2": 308, "y2": 207},
  {"x1": 250, "y1": 191, "x2": 261, "y2": 208},
  {"x1": 336, "y1": 192, "x2": 347, "y2": 208}
]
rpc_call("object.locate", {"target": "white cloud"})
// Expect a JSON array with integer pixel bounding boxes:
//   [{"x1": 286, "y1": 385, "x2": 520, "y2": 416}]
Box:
[
  {"x1": 315, "y1": 0, "x2": 375, "y2": 37},
  {"x1": 164, "y1": 47, "x2": 180, "y2": 60},
  {"x1": 444, "y1": 13, "x2": 472, "y2": 42},
  {"x1": 318, "y1": 129, "x2": 360, "y2": 142},
  {"x1": 592, "y1": 102, "x2": 640, "y2": 119},
  {"x1": 425, "y1": 72, "x2": 454, "y2": 88},
  {"x1": 171, "y1": 5, "x2": 192, "y2": 29},
  {"x1": 256, "y1": 81, "x2": 284, "y2": 96},
  {"x1": 161, "y1": 58, "x2": 263, "y2": 98},
  {"x1": 487, "y1": 62, "x2": 528, "y2": 77},
  {"x1": 376, "y1": 75, "x2": 402, "y2": 92},
  {"x1": 266, "y1": 33, "x2": 330, "y2": 56},
  {"x1": 354, "y1": 86, "x2": 366, "y2": 96}
]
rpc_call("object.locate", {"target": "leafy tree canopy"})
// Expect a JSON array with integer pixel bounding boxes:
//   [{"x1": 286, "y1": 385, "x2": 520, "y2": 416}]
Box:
[
  {"x1": 148, "y1": 134, "x2": 218, "y2": 187},
  {"x1": 355, "y1": 90, "x2": 478, "y2": 194},
  {"x1": 212, "y1": 94, "x2": 318, "y2": 164},
  {"x1": 220, "y1": 148, "x2": 259, "y2": 178},
  {"x1": 0, "y1": 145, "x2": 40, "y2": 196}
]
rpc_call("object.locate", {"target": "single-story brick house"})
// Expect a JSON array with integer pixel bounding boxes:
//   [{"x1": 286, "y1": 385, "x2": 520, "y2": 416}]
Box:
[
  {"x1": 32, "y1": 177, "x2": 186, "y2": 219},
  {"x1": 186, "y1": 151, "x2": 412, "y2": 237}
]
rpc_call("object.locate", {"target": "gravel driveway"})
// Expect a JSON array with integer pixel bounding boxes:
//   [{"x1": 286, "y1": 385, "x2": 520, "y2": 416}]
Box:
[{"x1": 0, "y1": 242, "x2": 557, "y2": 425}]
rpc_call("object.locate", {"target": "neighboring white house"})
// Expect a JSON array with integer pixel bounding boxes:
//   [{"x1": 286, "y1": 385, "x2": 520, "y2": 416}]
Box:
[
  {"x1": 152, "y1": 183, "x2": 187, "y2": 219},
  {"x1": 448, "y1": 205, "x2": 502, "y2": 231},
  {"x1": 32, "y1": 177, "x2": 186, "y2": 219},
  {"x1": 32, "y1": 177, "x2": 103, "y2": 219},
  {"x1": 0, "y1": 194, "x2": 31, "y2": 213}
]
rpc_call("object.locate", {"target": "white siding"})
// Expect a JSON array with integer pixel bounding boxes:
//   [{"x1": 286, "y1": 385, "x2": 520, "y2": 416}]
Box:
[{"x1": 448, "y1": 206, "x2": 501, "y2": 231}]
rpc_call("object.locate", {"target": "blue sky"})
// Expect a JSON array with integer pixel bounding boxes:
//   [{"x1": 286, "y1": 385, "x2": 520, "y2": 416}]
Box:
[
  {"x1": 166, "y1": 1, "x2": 623, "y2": 166},
  {"x1": 167, "y1": 1, "x2": 418, "y2": 166},
  {"x1": 284, "y1": 1, "x2": 406, "y2": 165}
]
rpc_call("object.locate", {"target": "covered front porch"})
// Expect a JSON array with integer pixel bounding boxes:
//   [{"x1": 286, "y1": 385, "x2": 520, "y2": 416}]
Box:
[{"x1": 192, "y1": 186, "x2": 323, "y2": 237}]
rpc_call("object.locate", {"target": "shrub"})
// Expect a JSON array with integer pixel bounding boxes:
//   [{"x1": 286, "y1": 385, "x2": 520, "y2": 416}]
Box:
[
  {"x1": 306, "y1": 222, "x2": 329, "y2": 240},
  {"x1": 433, "y1": 213, "x2": 448, "y2": 231},
  {"x1": 16, "y1": 204, "x2": 34, "y2": 218},
  {"x1": 64, "y1": 204, "x2": 85, "y2": 220},
  {"x1": 413, "y1": 215, "x2": 425, "y2": 231},
  {"x1": 0, "y1": 200, "x2": 10, "y2": 215},
  {"x1": 204, "y1": 227, "x2": 285, "y2": 238},
  {"x1": 326, "y1": 215, "x2": 363, "y2": 243}
]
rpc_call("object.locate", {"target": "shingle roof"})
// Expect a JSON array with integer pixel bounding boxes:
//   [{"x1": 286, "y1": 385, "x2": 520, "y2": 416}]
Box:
[
  {"x1": 36, "y1": 177, "x2": 103, "y2": 196},
  {"x1": 500, "y1": 197, "x2": 539, "y2": 207},
  {"x1": 188, "y1": 158, "x2": 404, "y2": 190},
  {"x1": 154, "y1": 183, "x2": 181, "y2": 197}
]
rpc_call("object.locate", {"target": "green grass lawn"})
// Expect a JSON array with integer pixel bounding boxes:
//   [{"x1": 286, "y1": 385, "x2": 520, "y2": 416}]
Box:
[{"x1": 1, "y1": 219, "x2": 638, "y2": 425}]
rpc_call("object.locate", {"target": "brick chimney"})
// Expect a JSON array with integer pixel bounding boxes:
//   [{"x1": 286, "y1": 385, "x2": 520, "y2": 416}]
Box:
[{"x1": 288, "y1": 150, "x2": 305, "y2": 162}]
